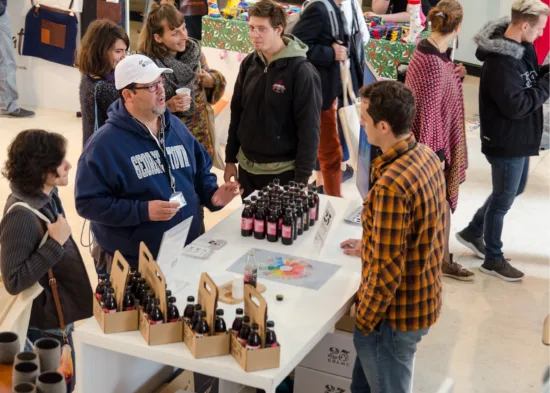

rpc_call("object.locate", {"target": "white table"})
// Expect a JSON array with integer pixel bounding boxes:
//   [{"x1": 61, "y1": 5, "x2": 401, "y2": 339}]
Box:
[{"x1": 74, "y1": 195, "x2": 363, "y2": 393}]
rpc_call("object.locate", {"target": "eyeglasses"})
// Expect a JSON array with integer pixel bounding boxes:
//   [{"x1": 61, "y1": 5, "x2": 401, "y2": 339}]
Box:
[{"x1": 133, "y1": 78, "x2": 164, "y2": 93}]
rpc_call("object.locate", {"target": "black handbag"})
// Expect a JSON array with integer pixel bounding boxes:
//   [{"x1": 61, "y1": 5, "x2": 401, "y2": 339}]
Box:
[{"x1": 22, "y1": 0, "x2": 78, "y2": 67}]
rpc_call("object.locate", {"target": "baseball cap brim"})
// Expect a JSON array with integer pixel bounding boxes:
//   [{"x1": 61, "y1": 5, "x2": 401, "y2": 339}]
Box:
[{"x1": 133, "y1": 67, "x2": 173, "y2": 85}]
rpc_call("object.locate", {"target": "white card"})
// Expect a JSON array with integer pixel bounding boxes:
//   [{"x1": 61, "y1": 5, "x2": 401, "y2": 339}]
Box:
[
  {"x1": 314, "y1": 201, "x2": 336, "y2": 255},
  {"x1": 182, "y1": 244, "x2": 213, "y2": 259}
]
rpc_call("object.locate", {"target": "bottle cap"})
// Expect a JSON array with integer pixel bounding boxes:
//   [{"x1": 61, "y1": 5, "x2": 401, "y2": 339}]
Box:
[
  {"x1": 236, "y1": 308, "x2": 244, "y2": 314},
  {"x1": 129, "y1": 267, "x2": 137, "y2": 274},
  {"x1": 195, "y1": 304, "x2": 202, "y2": 310},
  {"x1": 243, "y1": 315, "x2": 250, "y2": 322},
  {"x1": 244, "y1": 200, "x2": 251, "y2": 205},
  {"x1": 308, "y1": 190, "x2": 314, "y2": 196},
  {"x1": 187, "y1": 296, "x2": 195, "y2": 302},
  {"x1": 276, "y1": 294, "x2": 284, "y2": 301},
  {"x1": 216, "y1": 309, "x2": 224, "y2": 316},
  {"x1": 267, "y1": 320, "x2": 275, "y2": 328},
  {"x1": 166, "y1": 290, "x2": 172, "y2": 297},
  {"x1": 251, "y1": 322, "x2": 259, "y2": 330},
  {"x1": 312, "y1": 186, "x2": 317, "y2": 192},
  {"x1": 251, "y1": 195, "x2": 257, "y2": 201},
  {"x1": 134, "y1": 272, "x2": 141, "y2": 278},
  {"x1": 169, "y1": 296, "x2": 176, "y2": 303}
]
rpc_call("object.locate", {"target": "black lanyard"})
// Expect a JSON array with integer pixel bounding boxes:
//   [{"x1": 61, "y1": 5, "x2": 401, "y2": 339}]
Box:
[{"x1": 157, "y1": 124, "x2": 177, "y2": 194}]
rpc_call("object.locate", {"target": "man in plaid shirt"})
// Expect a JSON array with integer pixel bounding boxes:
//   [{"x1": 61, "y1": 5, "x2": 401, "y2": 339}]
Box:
[{"x1": 341, "y1": 81, "x2": 446, "y2": 393}]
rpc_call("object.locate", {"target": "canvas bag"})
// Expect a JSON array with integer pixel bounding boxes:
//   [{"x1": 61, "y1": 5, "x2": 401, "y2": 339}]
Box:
[
  {"x1": 286, "y1": 0, "x2": 340, "y2": 39},
  {"x1": 338, "y1": 63, "x2": 361, "y2": 168}
]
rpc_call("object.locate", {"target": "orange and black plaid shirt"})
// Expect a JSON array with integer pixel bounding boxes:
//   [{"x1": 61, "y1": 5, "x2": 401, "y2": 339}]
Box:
[{"x1": 356, "y1": 135, "x2": 446, "y2": 335}]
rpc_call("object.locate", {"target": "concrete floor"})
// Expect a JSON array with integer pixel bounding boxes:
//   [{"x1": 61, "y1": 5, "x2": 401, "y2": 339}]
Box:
[{"x1": 0, "y1": 75, "x2": 548, "y2": 393}]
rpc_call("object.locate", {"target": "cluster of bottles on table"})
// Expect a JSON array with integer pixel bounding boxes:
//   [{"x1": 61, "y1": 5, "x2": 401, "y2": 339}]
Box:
[
  {"x1": 94, "y1": 269, "x2": 180, "y2": 325},
  {"x1": 241, "y1": 179, "x2": 320, "y2": 245},
  {"x1": 231, "y1": 307, "x2": 279, "y2": 351}
]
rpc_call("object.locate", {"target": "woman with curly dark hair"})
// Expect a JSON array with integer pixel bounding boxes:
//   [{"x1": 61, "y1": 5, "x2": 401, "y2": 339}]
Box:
[{"x1": 0, "y1": 129, "x2": 93, "y2": 392}]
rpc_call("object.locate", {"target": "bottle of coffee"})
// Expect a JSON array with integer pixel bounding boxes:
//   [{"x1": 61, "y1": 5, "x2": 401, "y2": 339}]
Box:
[
  {"x1": 265, "y1": 321, "x2": 278, "y2": 348},
  {"x1": 103, "y1": 292, "x2": 117, "y2": 314},
  {"x1": 167, "y1": 296, "x2": 180, "y2": 323},
  {"x1": 311, "y1": 186, "x2": 320, "y2": 221},
  {"x1": 191, "y1": 304, "x2": 203, "y2": 331},
  {"x1": 149, "y1": 299, "x2": 164, "y2": 325},
  {"x1": 183, "y1": 296, "x2": 196, "y2": 323},
  {"x1": 281, "y1": 208, "x2": 294, "y2": 246},
  {"x1": 241, "y1": 200, "x2": 254, "y2": 237},
  {"x1": 244, "y1": 249, "x2": 258, "y2": 288},
  {"x1": 95, "y1": 274, "x2": 106, "y2": 301},
  {"x1": 267, "y1": 206, "x2": 279, "y2": 242},
  {"x1": 302, "y1": 197, "x2": 310, "y2": 231},
  {"x1": 290, "y1": 203, "x2": 298, "y2": 240},
  {"x1": 122, "y1": 288, "x2": 135, "y2": 311},
  {"x1": 195, "y1": 311, "x2": 210, "y2": 338},
  {"x1": 238, "y1": 316, "x2": 251, "y2": 345},
  {"x1": 214, "y1": 309, "x2": 227, "y2": 335},
  {"x1": 246, "y1": 323, "x2": 261, "y2": 350},
  {"x1": 232, "y1": 308, "x2": 244, "y2": 335},
  {"x1": 254, "y1": 202, "x2": 266, "y2": 240},
  {"x1": 295, "y1": 199, "x2": 304, "y2": 236},
  {"x1": 308, "y1": 192, "x2": 316, "y2": 227}
]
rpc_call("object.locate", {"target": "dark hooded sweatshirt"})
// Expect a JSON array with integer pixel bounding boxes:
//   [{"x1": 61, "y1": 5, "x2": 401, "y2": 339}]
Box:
[
  {"x1": 0, "y1": 185, "x2": 93, "y2": 330},
  {"x1": 475, "y1": 17, "x2": 550, "y2": 157}
]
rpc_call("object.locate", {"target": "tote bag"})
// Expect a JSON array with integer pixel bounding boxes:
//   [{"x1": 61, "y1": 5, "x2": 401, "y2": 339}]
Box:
[{"x1": 338, "y1": 63, "x2": 361, "y2": 168}]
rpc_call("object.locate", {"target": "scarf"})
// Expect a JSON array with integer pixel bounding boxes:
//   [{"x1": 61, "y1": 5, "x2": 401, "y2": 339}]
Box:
[{"x1": 151, "y1": 38, "x2": 202, "y2": 117}]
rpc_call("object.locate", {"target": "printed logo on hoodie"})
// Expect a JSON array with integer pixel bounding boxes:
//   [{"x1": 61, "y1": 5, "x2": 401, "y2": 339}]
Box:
[
  {"x1": 521, "y1": 71, "x2": 538, "y2": 88},
  {"x1": 131, "y1": 145, "x2": 190, "y2": 179},
  {"x1": 272, "y1": 80, "x2": 286, "y2": 94}
]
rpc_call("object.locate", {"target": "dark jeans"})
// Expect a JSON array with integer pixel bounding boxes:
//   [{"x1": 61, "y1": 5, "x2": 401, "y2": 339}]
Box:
[
  {"x1": 26, "y1": 324, "x2": 76, "y2": 392},
  {"x1": 238, "y1": 166, "x2": 295, "y2": 199},
  {"x1": 466, "y1": 155, "x2": 529, "y2": 260},
  {"x1": 351, "y1": 323, "x2": 429, "y2": 393}
]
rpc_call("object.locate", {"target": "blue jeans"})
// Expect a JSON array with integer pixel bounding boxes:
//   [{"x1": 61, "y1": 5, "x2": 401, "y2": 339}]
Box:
[
  {"x1": 0, "y1": 11, "x2": 19, "y2": 114},
  {"x1": 351, "y1": 323, "x2": 429, "y2": 393},
  {"x1": 25, "y1": 324, "x2": 76, "y2": 392},
  {"x1": 466, "y1": 155, "x2": 529, "y2": 260}
]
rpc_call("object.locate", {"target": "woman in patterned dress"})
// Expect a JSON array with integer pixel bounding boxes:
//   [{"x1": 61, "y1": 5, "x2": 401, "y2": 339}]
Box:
[
  {"x1": 405, "y1": 0, "x2": 472, "y2": 280},
  {"x1": 139, "y1": 2, "x2": 226, "y2": 158}
]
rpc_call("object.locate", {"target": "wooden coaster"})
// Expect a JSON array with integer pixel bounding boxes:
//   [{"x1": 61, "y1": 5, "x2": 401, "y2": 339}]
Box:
[{"x1": 218, "y1": 281, "x2": 266, "y2": 305}]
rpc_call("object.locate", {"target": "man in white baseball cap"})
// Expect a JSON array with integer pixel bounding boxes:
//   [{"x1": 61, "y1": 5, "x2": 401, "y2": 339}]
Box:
[{"x1": 75, "y1": 54, "x2": 240, "y2": 271}]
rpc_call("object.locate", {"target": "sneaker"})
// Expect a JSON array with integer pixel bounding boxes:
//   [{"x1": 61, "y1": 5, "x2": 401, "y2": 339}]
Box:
[
  {"x1": 442, "y1": 254, "x2": 475, "y2": 281},
  {"x1": 2, "y1": 108, "x2": 35, "y2": 118},
  {"x1": 456, "y1": 228, "x2": 485, "y2": 259},
  {"x1": 480, "y1": 258, "x2": 524, "y2": 282},
  {"x1": 342, "y1": 164, "x2": 354, "y2": 183}
]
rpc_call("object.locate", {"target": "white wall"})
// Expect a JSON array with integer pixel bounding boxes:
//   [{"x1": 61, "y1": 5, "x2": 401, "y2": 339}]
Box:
[{"x1": 7, "y1": 1, "x2": 82, "y2": 112}]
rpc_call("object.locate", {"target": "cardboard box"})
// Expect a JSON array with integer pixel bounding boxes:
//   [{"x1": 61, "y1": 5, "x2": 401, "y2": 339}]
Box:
[
  {"x1": 157, "y1": 370, "x2": 194, "y2": 393},
  {"x1": 183, "y1": 273, "x2": 231, "y2": 359},
  {"x1": 93, "y1": 251, "x2": 139, "y2": 334},
  {"x1": 335, "y1": 302, "x2": 356, "y2": 333},
  {"x1": 294, "y1": 366, "x2": 352, "y2": 393},
  {"x1": 230, "y1": 285, "x2": 280, "y2": 372},
  {"x1": 299, "y1": 330, "x2": 356, "y2": 379},
  {"x1": 138, "y1": 242, "x2": 183, "y2": 345}
]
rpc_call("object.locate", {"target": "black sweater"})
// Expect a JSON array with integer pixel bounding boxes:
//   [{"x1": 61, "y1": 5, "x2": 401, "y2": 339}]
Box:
[
  {"x1": 0, "y1": 185, "x2": 93, "y2": 330},
  {"x1": 0, "y1": 0, "x2": 6, "y2": 16},
  {"x1": 475, "y1": 17, "x2": 550, "y2": 158}
]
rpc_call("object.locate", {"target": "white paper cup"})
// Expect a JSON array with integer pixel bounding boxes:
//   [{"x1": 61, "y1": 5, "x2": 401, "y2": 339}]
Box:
[
  {"x1": 232, "y1": 278, "x2": 244, "y2": 300},
  {"x1": 176, "y1": 87, "x2": 191, "y2": 97}
]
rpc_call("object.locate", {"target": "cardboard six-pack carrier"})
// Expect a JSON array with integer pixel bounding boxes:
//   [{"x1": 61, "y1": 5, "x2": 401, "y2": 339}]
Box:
[
  {"x1": 183, "y1": 273, "x2": 231, "y2": 359},
  {"x1": 138, "y1": 242, "x2": 184, "y2": 345},
  {"x1": 93, "y1": 251, "x2": 139, "y2": 334},
  {"x1": 230, "y1": 284, "x2": 281, "y2": 372}
]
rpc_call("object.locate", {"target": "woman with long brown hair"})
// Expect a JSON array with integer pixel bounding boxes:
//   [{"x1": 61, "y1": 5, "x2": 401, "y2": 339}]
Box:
[
  {"x1": 406, "y1": 0, "x2": 472, "y2": 280},
  {"x1": 138, "y1": 2, "x2": 226, "y2": 158},
  {"x1": 78, "y1": 20, "x2": 129, "y2": 147}
]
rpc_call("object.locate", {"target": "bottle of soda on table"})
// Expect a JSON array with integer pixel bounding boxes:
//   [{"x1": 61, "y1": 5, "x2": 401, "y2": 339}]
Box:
[
  {"x1": 149, "y1": 299, "x2": 164, "y2": 325},
  {"x1": 215, "y1": 309, "x2": 227, "y2": 335},
  {"x1": 244, "y1": 249, "x2": 258, "y2": 288},
  {"x1": 265, "y1": 321, "x2": 278, "y2": 348},
  {"x1": 281, "y1": 208, "x2": 294, "y2": 246},
  {"x1": 103, "y1": 292, "x2": 117, "y2": 314},
  {"x1": 167, "y1": 296, "x2": 180, "y2": 323},
  {"x1": 254, "y1": 202, "x2": 266, "y2": 240},
  {"x1": 311, "y1": 186, "x2": 320, "y2": 221},
  {"x1": 191, "y1": 304, "x2": 203, "y2": 331},
  {"x1": 308, "y1": 192, "x2": 316, "y2": 227},
  {"x1": 134, "y1": 278, "x2": 146, "y2": 299},
  {"x1": 139, "y1": 284, "x2": 151, "y2": 307},
  {"x1": 122, "y1": 288, "x2": 135, "y2": 311},
  {"x1": 267, "y1": 207, "x2": 279, "y2": 242},
  {"x1": 195, "y1": 311, "x2": 210, "y2": 338},
  {"x1": 241, "y1": 200, "x2": 254, "y2": 237},
  {"x1": 250, "y1": 195, "x2": 258, "y2": 217},
  {"x1": 144, "y1": 294, "x2": 156, "y2": 316},
  {"x1": 100, "y1": 283, "x2": 113, "y2": 305},
  {"x1": 246, "y1": 323, "x2": 261, "y2": 350},
  {"x1": 232, "y1": 308, "x2": 244, "y2": 335},
  {"x1": 238, "y1": 316, "x2": 251, "y2": 345},
  {"x1": 295, "y1": 199, "x2": 304, "y2": 236},
  {"x1": 95, "y1": 274, "x2": 106, "y2": 301},
  {"x1": 183, "y1": 296, "x2": 196, "y2": 323},
  {"x1": 302, "y1": 197, "x2": 310, "y2": 232},
  {"x1": 290, "y1": 203, "x2": 298, "y2": 240}
]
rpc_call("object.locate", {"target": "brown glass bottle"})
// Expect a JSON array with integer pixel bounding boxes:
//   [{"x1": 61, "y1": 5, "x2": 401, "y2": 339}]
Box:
[
  {"x1": 254, "y1": 202, "x2": 266, "y2": 240},
  {"x1": 195, "y1": 311, "x2": 210, "y2": 338},
  {"x1": 214, "y1": 309, "x2": 227, "y2": 335},
  {"x1": 281, "y1": 208, "x2": 294, "y2": 246},
  {"x1": 238, "y1": 316, "x2": 251, "y2": 345},
  {"x1": 191, "y1": 304, "x2": 203, "y2": 330},
  {"x1": 232, "y1": 308, "x2": 244, "y2": 335},
  {"x1": 103, "y1": 293, "x2": 117, "y2": 314},
  {"x1": 95, "y1": 274, "x2": 106, "y2": 300},
  {"x1": 149, "y1": 299, "x2": 164, "y2": 325},
  {"x1": 308, "y1": 192, "x2": 316, "y2": 227},
  {"x1": 246, "y1": 323, "x2": 261, "y2": 350},
  {"x1": 183, "y1": 296, "x2": 195, "y2": 322},
  {"x1": 241, "y1": 200, "x2": 253, "y2": 237},
  {"x1": 265, "y1": 321, "x2": 278, "y2": 348},
  {"x1": 122, "y1": 288, "x2": 135, "y2": 311},
  {"x1": 266, "y1": 207, "x2": 279, "y2": 242},
  {"x1": 167, "y1": 296, "x2": 180, "y2": 323}
]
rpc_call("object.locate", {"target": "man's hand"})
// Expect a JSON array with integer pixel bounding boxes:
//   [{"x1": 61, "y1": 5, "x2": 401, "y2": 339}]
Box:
[
  {"x1": 166, "y1": 94, "x2": 191, "y2": 113},
  {"x1": 212, "y1": 182, "x2": 242, "y2": 207},
  {"x1": 332, "y1": 41, "x2": 347, "y2": 62},
  {"x1": 340, "y1": 238, "x2": 362, "y2": 258},
  {"x1": 47, "y1": 214, "x2": 72, "y2": 246},
  {"x1": 148, "y1": 201, "x2": 180, "y2": 221},
  {"x1": 224, "y1": 163, "x2": 239, "y2": 183},
  {"x1": 455, "y1": 63, "x2": 467, "y2": 79},
  {"x1": 198, "y1": 71, "x2": 215, "y2": 89}
]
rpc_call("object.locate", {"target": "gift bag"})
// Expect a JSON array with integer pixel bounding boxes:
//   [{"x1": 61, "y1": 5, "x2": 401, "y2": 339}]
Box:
[
  {"x1": 22, "y1": 0, "x2": 78, "y2": 67},
  {"x1": 338, "y1": 63, "x2": 361, "y2": 169}
]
